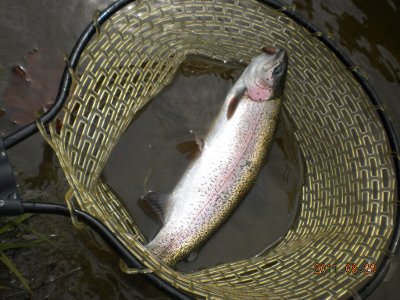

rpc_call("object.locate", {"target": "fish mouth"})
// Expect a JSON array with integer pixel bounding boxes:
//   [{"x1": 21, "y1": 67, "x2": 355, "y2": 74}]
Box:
[
  {"x1": 262, "y1": 46, "x2": 285, "y2": 58},
  {"x1": 260, "y1": 46, "x2": 287, "y2": 72},
  {"x1": 261, "y1": 46, "x2": 287, "y2": 71},
  {"x1": 262, "y1": 46, "x2": 277, "y2": 55}
]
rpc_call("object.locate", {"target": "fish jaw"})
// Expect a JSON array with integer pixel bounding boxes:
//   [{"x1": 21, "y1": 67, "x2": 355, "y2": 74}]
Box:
[
  {"x1": 246, "y1": 83, "x2": 273, "y2": 102},
  {"x1": 226, "y1": 47, "x2": 287, "y2": 116},
  {"x1": 243, "y1": 47, "x2": 288, "y2": 102}
]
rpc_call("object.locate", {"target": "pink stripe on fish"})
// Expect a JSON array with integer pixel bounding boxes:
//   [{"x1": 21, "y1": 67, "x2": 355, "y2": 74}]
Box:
[{"x1": 158, "y1": 100, "x2": 264, "y2": 257}]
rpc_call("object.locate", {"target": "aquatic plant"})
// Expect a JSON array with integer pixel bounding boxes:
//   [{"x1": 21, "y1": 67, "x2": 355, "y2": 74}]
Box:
[{"x1": 0, "y1": 213, "x2": 52, "y2": 293}]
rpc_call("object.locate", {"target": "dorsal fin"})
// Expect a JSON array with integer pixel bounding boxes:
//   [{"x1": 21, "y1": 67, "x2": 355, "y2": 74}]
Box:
[{"x1": 138, "y1": 191, "x2": 168, "y2": 224}]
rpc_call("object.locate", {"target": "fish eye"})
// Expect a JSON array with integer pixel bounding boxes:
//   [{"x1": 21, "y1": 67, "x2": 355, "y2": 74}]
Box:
[{"x1": 273, "y1": 65, "x2": 283, "y2": 75}]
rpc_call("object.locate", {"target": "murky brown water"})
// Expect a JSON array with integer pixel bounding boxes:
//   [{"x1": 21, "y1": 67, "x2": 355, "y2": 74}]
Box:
[{"x1": 0, "y1": 0, "x2": 399, "y2": 299}]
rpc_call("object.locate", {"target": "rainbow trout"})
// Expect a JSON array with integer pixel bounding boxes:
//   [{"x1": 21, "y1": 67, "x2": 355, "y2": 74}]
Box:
[{"x1": 143, "y1": 47, "x2": 288, "y2": 265}]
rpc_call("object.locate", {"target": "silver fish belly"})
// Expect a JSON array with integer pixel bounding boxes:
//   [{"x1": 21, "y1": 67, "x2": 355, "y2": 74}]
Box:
[{"x1": 145, "y1": 47, "x2": 288, "y2": 265}]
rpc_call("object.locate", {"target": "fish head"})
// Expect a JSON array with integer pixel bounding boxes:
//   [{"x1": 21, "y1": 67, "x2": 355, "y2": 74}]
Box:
[{"x1": 244, "y1": 47, "x2": 288, "y2": 101}]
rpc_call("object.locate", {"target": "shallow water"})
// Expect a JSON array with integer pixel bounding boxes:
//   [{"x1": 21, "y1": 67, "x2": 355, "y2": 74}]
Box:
[{"x1": 0, "y1": 0, "x2": 399, "y2": 299}]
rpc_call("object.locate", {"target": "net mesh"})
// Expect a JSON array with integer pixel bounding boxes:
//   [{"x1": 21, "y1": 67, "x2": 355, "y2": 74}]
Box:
[{"x1": 41, "y1": 0, "x2": 396, "y2": 298}]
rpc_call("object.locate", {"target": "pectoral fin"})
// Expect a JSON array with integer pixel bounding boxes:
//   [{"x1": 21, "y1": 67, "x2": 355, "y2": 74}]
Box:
[
  {"x1": 227, "y1": 95, "x2": 240, "y2": 119},
  {"x1": 226, "y1": 78, "x2": 245, "y2": 119},
  {"x1": 138, "y1": 191, "x2": 168, "y2": 224}
]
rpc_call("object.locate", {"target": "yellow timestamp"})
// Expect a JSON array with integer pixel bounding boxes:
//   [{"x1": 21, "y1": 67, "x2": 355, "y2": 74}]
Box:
[{"x1": 313, "y1": 263, "x2": 376, "y2": 275}]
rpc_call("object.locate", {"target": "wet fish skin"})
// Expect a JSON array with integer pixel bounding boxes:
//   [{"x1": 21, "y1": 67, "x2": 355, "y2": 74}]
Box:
[{"x1": 145, "y1": 47, "x2": 288, "y2": 265}]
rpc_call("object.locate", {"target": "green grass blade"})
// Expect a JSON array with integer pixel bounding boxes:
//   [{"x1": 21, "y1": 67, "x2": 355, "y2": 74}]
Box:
[
  {"x1": 18, "y1": 223, "x2": 56, "y2": 247},
  {"x1": 0, "y1": 251, "x2": 31, "y2": 293},
  {"x1": 0, "y1": 214, "x2": 33, "y2": 234},
  {"x1": 0, "y1": 281, "x2": 21, "y2": 291},
  {"x1": 0, "y1": 239, "x2": 43, "y2": 251}
]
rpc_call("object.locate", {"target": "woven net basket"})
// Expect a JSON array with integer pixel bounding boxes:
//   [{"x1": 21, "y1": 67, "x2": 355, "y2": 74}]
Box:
[{"x1": 41, "y1": 0, "x2": 397, "y2": 298}]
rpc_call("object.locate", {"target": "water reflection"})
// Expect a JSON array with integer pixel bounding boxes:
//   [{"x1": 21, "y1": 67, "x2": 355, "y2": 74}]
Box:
[{"x1": 296, "y1": 0, "x2": 400, "y2": 84}]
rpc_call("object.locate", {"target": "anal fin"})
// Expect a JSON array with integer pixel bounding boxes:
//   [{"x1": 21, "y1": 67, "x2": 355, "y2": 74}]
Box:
[{"x1": 185, "y1": 248, "x2": 200, "y2": 263}]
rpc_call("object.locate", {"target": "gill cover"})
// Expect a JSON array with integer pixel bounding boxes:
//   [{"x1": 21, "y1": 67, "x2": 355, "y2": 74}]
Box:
[{"x1": 226, "y1": 47, "x2": 287, "y2": 118}]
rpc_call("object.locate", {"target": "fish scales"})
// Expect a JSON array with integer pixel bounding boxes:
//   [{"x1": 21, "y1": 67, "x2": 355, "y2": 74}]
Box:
[{"x1": 144, "y1": 47, "x2": 288, "y2": 265}]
